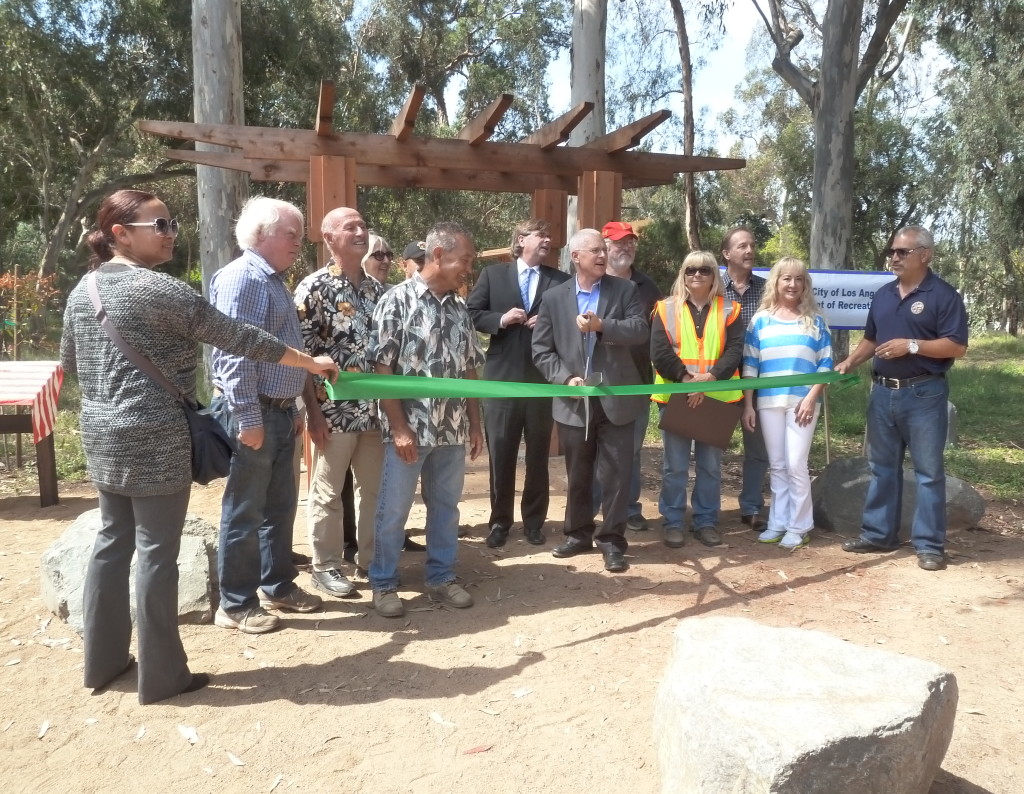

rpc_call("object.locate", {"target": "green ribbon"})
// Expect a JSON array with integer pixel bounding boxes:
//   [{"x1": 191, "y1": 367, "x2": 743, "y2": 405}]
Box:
[{"x1": 325, "y1": 370, "x2": 859, "y2": 400}]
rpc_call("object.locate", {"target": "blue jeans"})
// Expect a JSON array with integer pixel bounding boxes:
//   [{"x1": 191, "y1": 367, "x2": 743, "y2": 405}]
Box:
[
  {"x1": 370, "y1": 443, "x2": 465, "y2": 593},
  {"x1": 739, "y1": 418, "x2": 769, "y2": 516},
  {"x1": 593, "y1": 409, "x2": 648, "y2": 520},
  {"x1": 860, "y1": 377, "x2": 949, "y2": 555},
  {"x1": 212, "y1": 396, "x2": 299, "y2": 611},
  {"x1": 659, "y1": 405, "x2": 724, "y2": 529}
]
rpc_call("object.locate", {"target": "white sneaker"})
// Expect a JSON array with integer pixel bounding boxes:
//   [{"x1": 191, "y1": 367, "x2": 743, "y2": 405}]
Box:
[
  {"x1": 758, "y1": 528, "x2": 785, "y2": 544},
  {"x1": 779, "y1": 531, "x2": 810, "y2": 550}
]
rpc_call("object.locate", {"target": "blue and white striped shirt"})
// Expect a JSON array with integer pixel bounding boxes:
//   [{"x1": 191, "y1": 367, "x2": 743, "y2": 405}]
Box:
[
  {"x1": 210, "y1": 249, "x2": 305, "y2": 429},
  {"x1": 742, "y1": 311, "x2": 833, "y2": 409}
]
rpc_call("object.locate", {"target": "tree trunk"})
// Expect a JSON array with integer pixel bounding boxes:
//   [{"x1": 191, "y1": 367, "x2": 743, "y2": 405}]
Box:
[
  {"x1": 669, "y1": 0, "x2": 700, "y2": 251},
  {"x1": 809, "y1": 0, "x2": 864, "y2": 272},
  {"x1": 563, "y1": 0, "x2": 607, "y2": 270},
  {"x1": 193, "y1": 0, "x2": 247, "y2": 300}
]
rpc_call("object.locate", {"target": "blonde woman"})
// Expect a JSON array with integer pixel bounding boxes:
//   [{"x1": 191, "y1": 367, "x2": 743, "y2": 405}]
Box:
[
  {"x1": 650, "y1": 251, "x2": 744, "y2": 549},
  {"x1": 362, "y1": 233, "x2": 394, "y2": 284},
  {"x1": 741, "y1": 257, "x2": 833, "y2": 550}
]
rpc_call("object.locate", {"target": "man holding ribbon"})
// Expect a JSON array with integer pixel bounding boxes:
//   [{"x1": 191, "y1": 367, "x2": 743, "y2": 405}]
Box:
[
  {"x1": 532, "y1": 228, "x2": 649, "y2": 573},
  {"x1": 467, "y1": 218, "x2": 570, "y2": 549},
  {"x1": 836, "y1": 225, "x2": 968, "y2": 571},
  {"x1": 366, "y1": 222, "x2": 484, "y2": 617}
]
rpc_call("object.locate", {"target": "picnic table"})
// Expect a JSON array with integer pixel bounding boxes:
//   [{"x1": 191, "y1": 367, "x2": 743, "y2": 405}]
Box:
[{"x1": 0, "y1": 361, "x2": 64, "y2": 506}]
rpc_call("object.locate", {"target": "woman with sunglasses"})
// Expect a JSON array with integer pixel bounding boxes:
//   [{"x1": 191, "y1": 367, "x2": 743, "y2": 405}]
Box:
[
  {"x1": 61, "y1": 189, "x2": 338, "y2": 704},
  {"x1": 650, "y1": 251, "x2": 744, "y2": 550},
  {"x1": 741, "y1": 257, "x2": 832, "y2": 550},
  {"x1": 362, "y1": 233, "x2": 394, "y2": 284}
]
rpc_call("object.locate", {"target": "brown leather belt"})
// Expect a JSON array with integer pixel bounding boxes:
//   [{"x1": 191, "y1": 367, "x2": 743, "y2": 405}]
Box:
[{"x1": 258, "y1": 395, "x2": 296, "y2": 410}]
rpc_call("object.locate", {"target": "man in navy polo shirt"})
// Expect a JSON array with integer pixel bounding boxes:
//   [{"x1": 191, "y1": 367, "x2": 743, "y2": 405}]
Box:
[{"x1": 835, "y1": 226, "x2": 968, "y2": 571}]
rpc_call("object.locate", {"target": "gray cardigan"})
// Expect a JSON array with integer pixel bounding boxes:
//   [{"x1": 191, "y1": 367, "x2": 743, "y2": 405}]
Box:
[{"x1": 60, "y1": 264, "x2": 287, "y2": 496}]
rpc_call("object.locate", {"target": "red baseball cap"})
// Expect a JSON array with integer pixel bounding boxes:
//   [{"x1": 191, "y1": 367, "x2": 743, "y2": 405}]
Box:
[{"x1": 602, "y1": 221, "x2": 637, "y2": 241}]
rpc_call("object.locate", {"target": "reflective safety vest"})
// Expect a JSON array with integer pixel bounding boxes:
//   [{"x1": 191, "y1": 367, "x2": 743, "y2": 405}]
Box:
[{"x1": 651, "y1": 296, "x2": 742, "y2": 404}]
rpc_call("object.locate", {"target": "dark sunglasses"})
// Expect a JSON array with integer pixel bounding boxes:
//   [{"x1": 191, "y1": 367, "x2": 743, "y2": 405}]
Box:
[
  {"x1": 684, "y1": 265, "x2": 714, "y2": 276},
  {"x1": 370, "y1": 250, "x2": 393, "y2": 261},
  {"x1": 124, "y1": 218, "x2": 179, "y2": 236},
  {"x1": 884, "y1": 246, "x2": 929, "y2": 259}
]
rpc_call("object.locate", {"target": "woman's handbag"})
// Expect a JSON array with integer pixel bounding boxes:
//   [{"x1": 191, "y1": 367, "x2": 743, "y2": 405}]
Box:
[{"x1": 86, "y1": 271, "x2": 236, "y2": 484}]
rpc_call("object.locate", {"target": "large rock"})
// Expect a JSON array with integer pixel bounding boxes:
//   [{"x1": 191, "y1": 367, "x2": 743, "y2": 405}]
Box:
[
  {"x1": 40, "y1": 509, "x2": 217, "y2": 635},
  {"x1": 654, "y1": 617, "x2": 958, "y2": 794},
  {"x1": 812, "y1": 456, "x2": 986, "y2": 538}
]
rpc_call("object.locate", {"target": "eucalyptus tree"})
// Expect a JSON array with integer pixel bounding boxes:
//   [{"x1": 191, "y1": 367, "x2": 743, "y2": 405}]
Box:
[{"x1": 750, "y1": 0, "x2": 912, "y2": 273}]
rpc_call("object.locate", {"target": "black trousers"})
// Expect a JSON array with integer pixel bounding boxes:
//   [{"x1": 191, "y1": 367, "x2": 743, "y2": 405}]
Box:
[
  {"x1": 558, "y1": 399, "x2": 635, "y2": 553},
  {"x1": 483, "y1": 396, "x2": 554, "y2": 532}
]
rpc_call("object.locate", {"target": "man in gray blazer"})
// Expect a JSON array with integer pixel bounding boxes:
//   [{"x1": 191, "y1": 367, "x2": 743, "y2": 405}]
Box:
[{"x1": 532, "y1": 228, "x2": 649, "y2": 572}]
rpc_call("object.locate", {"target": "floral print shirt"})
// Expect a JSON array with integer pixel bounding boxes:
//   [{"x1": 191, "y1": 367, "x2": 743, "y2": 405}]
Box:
[
  {"x1": 367, "y1": 273, "x2": 484, "y2": 446},
  {"x1": 294, "y1": 262, "x2": 385, "y2": 433}
]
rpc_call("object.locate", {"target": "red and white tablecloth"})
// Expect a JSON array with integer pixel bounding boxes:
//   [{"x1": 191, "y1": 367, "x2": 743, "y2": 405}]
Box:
[{"x1": 0, "y1": 361, "x2": 64, "y2": 443}]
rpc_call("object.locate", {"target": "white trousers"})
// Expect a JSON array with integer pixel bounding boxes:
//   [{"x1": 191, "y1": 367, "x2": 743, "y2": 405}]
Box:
[
  {"x1": 758, "y1": 404, "x2": 819, "y2": 535},
  {"x1": 306, "y1": 430, "x2": 384, "y2": 570}
]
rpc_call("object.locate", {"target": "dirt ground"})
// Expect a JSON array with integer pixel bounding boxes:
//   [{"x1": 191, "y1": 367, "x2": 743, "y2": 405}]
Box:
[{"x1": 1, "y1": 449, "x2": 1022, "y2": 794}]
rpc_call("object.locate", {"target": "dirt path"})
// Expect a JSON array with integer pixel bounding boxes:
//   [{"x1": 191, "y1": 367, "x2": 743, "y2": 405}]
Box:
[{"x1": 1, "y1": 451, "x2": 1022, "y2": 793}]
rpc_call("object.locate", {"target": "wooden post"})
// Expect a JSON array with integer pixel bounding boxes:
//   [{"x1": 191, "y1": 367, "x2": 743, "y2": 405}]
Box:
[
  {"x1": 531, "y1": 188, "x2": 569, "y2": 266},
  {"x1": 308, "y1": 155, "x2": 357, "y2": 266},
  {"x1": 576, "y1": 170, "x2": 622, "y2": 232}
]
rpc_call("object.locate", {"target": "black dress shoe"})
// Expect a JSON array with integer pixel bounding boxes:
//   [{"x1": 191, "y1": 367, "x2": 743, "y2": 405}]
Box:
[
  {"x1": 552, "y1": 537, "x2": 593, "y2": 558},
  {"x1": 403, "y1": 534, "x2": 426, "y2": 552},
  {"x1": 603, "y1": 550, "x2": 628, "y2": 572},
  {"x1": 485, "y1": 525, "x2": 509, "y2": 549},
  {"x1": 842, "y1": 538, "x2": 898, "y2": 554},
  {"x1": 291, "y1": 551, "x2": 312, "y2": 566},
  {"x1": 918, "y1": 553, "x2": 947, "y2": 571},
  {"x1": 524, "y1": 527, "x2": 545, "y2": 546},
  {"x1": 741, "y1": 514, "x2": 765, "y2": 531}
]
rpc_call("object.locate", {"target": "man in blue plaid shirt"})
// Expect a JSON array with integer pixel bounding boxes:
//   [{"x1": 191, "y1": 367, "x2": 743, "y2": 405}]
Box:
[
  {"x1": 721, "y1": 226, "x2": 770, "y2": 530},
  {"x1": 210, "y1": 197, "x2": 323, "y2": 634}
]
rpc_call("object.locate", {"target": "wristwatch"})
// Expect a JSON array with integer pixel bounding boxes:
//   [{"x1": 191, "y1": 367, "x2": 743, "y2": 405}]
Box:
[{"x1": 908, "y1": 338, "x2": 920, "y2": 355}]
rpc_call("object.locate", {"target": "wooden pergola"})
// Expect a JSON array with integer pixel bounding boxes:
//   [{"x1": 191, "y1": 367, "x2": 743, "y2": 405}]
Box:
[{"x1": 140, "y1": 82, "x2": 744, "y2": 262}]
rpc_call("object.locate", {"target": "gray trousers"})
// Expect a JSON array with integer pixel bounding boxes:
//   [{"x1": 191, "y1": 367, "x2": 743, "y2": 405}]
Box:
[{"x1": 84, "y1": 488, "x2": 193, "y2": 705}]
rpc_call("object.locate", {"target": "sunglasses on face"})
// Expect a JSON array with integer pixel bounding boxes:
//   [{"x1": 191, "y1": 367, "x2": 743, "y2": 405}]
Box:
[
  {"x1": 124, "y1": 218, "x2": 179, "y2": 237},
  {"x1": 370, "y1": 250, "x2": 393, "y2": 261},
  {"x1": 884, "y1": 246, "x2": 928, "y2": 259},
  {"x1": 684, "y1": 266, "x2": 714, "y2": 276}
]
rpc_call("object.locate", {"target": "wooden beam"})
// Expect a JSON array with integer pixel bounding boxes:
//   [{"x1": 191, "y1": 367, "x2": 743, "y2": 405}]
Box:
[
  {"x1": 162, "y1": 149, "x2": 582, "y2": 193},
  {"x1": 390, "y1": 84, "x2": 426, "y2": 141},
  {"x1": 315, "y1": 80, "x2": 335, "y2": 137},
  {"x1": 520, "y1": 102, "x2": 594, "y2": 150},
  {"x1": 456, "y1": 93, "x2": 514, "y2": 145},
  {"x1": 583, "y1": 110, "x2": 672, "y2": 155},
  {"x1": 140, "y1": 120, "x2": 746, "y2": 180}
]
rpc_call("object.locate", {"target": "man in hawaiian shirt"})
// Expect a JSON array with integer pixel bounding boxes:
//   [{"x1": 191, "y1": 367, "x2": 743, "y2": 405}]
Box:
[
  {"x1": 294, "y1": 207, "x2": 385, "y2": 598},
  {"x1": 366, "y1": 221, "x2": 484, "y2": 618}
]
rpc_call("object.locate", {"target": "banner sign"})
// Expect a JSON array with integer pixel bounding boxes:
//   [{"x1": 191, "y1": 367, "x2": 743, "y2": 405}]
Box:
[{"x1": 748, "y1": 268, "x2": 894, "y2": 330}]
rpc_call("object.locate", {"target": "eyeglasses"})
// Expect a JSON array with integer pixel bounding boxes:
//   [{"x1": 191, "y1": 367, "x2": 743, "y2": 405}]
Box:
[
  {"x1": 884, "y1": 246, "x2": 929, "y2": 259},
  {"x1": 578, "y1": 247, "x2": 606, "y2": 255},
  {"x1": 684, "y1": 266, "x2": 714, "y2": 276},
  {"x1": 124, "y1": 218, "x2": 179, "y2": 237},
  {"x1": 370, "y1": 250, "x2": 393, "y2": 261}
]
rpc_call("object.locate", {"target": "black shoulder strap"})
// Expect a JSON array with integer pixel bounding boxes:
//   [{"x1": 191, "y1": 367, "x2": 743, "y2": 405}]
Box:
[{"x1": 86, "y1": 270, "x2": 186, "y2": 404}]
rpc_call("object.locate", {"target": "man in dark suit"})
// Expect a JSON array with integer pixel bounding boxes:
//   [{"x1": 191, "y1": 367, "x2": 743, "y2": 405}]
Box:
[
  {"x1": 468, "y1": 219, "x2": 571, "y2": 548},
  {"x1": 532, "y1": 228, "x2": 649, "y2": 572}
]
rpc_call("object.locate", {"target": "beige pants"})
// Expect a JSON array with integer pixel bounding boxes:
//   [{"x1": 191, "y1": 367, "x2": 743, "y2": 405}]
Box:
[{"x1": 306, "y1": 430, "x2": 384, "y2": 571}]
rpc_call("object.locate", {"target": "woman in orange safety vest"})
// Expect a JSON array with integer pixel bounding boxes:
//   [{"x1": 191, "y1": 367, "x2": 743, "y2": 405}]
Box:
[{"x1": 650, "y1": 251, "x2": 744, "y2": 550}]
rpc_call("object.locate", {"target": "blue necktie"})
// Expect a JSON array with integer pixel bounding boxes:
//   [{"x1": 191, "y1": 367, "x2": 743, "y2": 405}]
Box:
[{"x1": 520, "y1": 267, "x2": 534, "y2": 310}]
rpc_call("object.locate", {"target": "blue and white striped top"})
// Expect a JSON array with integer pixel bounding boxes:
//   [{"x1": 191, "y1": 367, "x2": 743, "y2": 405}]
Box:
[{"x1": 742, "y1": 312, "x2": 833, "y2": 409}]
